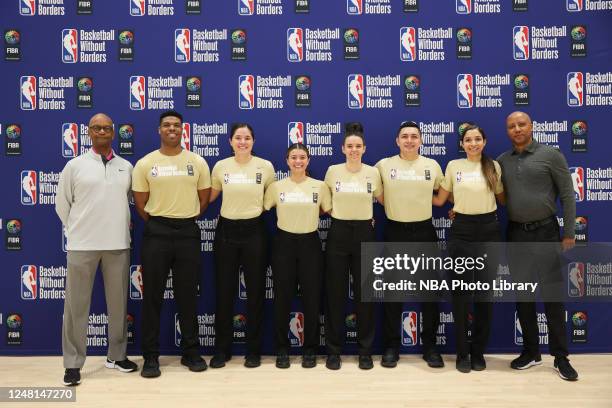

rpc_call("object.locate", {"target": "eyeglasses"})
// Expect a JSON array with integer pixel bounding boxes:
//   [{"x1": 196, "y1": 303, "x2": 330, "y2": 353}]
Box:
[{"x1": 90, "y1": 125, "x2": 113, "y2": 133}]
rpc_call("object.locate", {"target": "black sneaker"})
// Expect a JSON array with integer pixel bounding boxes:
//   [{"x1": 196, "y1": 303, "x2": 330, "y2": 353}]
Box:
[
  {"x1": 456, "y1": 355, "x2": 471, "y2": 373},
  {"x1": 325, "y1": 354, "x2": 341, "y2": 370},
  {"x1": 554, "y1": 356, "x2": 578, "y2": 381},
  {"x1": 510, "y1": 351, "x2": 542, "y2": 370},
  {"x1": 181, "y1": 355, "x2": 208, "y2": 372},
  {"x1": 381, "y1": 348, "x2": 399, "y2": 368},
  {"x1": 423, "y1": 350, "x2": 444, "y2": 368},
  {"x1": 141, "y1": 356, "x2": 161, "y2": 378},
  {"x1": 244, "y1": 354, "x2": 261, "y2": 368},
  {"x1": 62, "y1": 368, "x2": 81, "y2": 386},
  {"x1": 302, "y1": 352, "x2": 317, "y2": 368},
  {"x1": 358, "y1": 355, "x2": 374, "y2": 370},
  {"x1": 209, "y1": 353, "x2": 231, "y2": 369},
  {"x1": 471, "y1": 354, "x2": 486, "y2": 371},
  {"x1": 105, "y1": 358, "x2": 138, "y2": 373},
  {"x1": 275, "y1": 353, "x2": 290, "y2": 369}
]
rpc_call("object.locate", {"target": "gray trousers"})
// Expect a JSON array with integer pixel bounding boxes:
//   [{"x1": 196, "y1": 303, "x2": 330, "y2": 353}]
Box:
[{"x1": 62, "y1": 249, "x2": 130, "y2": 369}]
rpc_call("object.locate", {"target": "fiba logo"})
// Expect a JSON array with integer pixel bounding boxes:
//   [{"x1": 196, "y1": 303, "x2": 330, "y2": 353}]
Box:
[
  {"x1": 238, "y1": 75, "x2": 255, "y2": 109},
  {"x1": 20, "y1": 0, "x2": 36, "y2": 15},
  {"x1": 129, "y1": 265, "x2": 144, "y2": 300},
  {"x1": 567, "y1": 72, "x2": 584, "y2": 107},
  {"x1": 567, "y1": 0, "x2": 583, "y2": 11},
  {"x1": 347, "y1": 74, "x2": 364, "y2": 109},
  {"x1": 401, "y1": 311, "x2": 418, "y2": 346},
  {"x1": 238, "y1": 0, "x2": 255, "y2": 15},
  {"x1": 513, "y1": 26, "x2": 529, "y2": 60},
  {"x1": 20, "y1": 76, "x2": 37, "y2": 110},
  {"x1": 289, "y1": 312, "x2": 305, "y2": 347},
  {"x1": 20, "y1": 170, "x2": 37, "y2": 205},
  {"x1": 456, "y1": 74, "x2": 473, "y2": 108},
  {"x1": 21, "y1": 265, "x2": 37, "y2": 300},
  {"x1": 456, "y1": 0, "x2": 472, "y2": 14},
  {"x1": 287, "y1": 28, "x2": 303, "y2": 62},
  {"x1": 175, "y1": 29, "x2": 191, "y2": 63},
  {"x1": 61, "y1": 123, "x2": 78, "y2": 158},
  {"x1": 130, "y1": 0, "x2": 146, "y2": 16},
  {"x1": 288, "y1": 122, "x2": 305, "y2": 145},
  {"x1": 61, "y1": 29, "x2": 78, "y2": 63},
  {"x1": 514, "y1": 311, "x2": 523, "y2": 345},
  {"x1": 181, "y1": 123, "x2": 191, "y2": 151},
  {"x1": 129, "y1": 76, "x2": 146, "y2": 110},
  {"x1": 569, "y1": 166, "x2": 584, "y2": 202},
  {"x1": 568, "y1": 262, "x2": 585, "y2": 297},
  {"x1": 347, "y1": 0, "x2": 362, "y2": 14},
  {"x1": 400, "y1": 27, "x2": 416, "y2": 62}
]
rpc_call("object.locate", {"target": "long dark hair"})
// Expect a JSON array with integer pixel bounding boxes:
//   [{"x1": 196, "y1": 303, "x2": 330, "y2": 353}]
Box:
[
  {"x1": 462, "y1": 124, "x2": 497, "y2": 192},
  {"x1": 229, "y1": 122, "x2": 255, "y2": 155},
  {"x1": 286, "y1": 143, "x2": 311, "y2": 177},
  {"x1": 344, "y1": 121, "x2": 365, "y2": 144}
]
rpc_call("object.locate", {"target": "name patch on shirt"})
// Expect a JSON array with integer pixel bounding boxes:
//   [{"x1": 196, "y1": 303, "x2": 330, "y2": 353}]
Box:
[
  {"x1": 279, "y1": 191, "x2": 311, "y2": 203},
  {"x1": 390, "y1": 169, "x2": 427, "y2": 181},
  {"x1": 456, "y1": 171, "x2": 483, "y2": 183},
  {"x1": 151, "y1": 165, "x2": 189, "y2": 177},
  {"x1": 335, "y1": 181, "x2": 368, "y2": 193},
  {"x1": 224, "y1": 173, "x2": 256, "y2": 184}
]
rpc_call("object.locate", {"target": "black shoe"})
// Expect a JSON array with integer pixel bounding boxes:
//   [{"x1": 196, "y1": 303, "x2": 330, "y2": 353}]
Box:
[
  {"x1": 456, "y1": 355, "x2": 471, "y2": 373},
  {"x1": 423, "y1": 350, "x2": 444, "y2": 368},
  {"x1": 554, "y1": 356, "x2": 578, "y2": 381},
  {"x1": 275, "y1": 353, "x2": 290, "y2": 369},
  {"x1": 209, "y1": 353, "x2": 231, "y2": 369},
  {"x1": 302, "y1": 352, "x2": 317, "y2": 368},
  {"x1": 62, "y1": 368, "x2": 81, "y2": 386},
  {"x1": 471, "y1": 354, "x2": 486, "y2": 371},
  {"x1": 358, "y1": 355, "x2": 374, "y2": 370},
  {"x1": 181, "y1": 355, "x2": 208, "y2": 372},
  {"x1": 381, "y1": 348, "x2": 399, "y2": 368},
  {"x1": 244, "y1": 354, "x2": 261, "y2": 368},
  {"x1": 510, "y1": 351, "x2": 542, "y2": 370},
  {"x1": 105, "y1": 357, "x2": 138, "y2": 373},
  {"x1": 326, "y1": 354, "x2": 341, "y2": 370},
  {"x1": 141, "y1": 357, "x2": 161, "y2": 378}
]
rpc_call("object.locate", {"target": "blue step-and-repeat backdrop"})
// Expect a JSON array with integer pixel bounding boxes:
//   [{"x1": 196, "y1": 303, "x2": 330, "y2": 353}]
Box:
[{"x1": 1, "y1": 0, "x2": 612, "y2": 356}]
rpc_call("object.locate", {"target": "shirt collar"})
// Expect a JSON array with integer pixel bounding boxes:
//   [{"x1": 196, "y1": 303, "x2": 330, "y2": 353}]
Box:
[{"x1": 91, "y1": 147, "x2": 115, "y2": 161}]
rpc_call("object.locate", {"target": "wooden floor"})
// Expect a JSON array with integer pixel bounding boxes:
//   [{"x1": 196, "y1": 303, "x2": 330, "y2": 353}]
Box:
[{"x1": 1, "y1": 354, "x2": 610, "y2": 407}]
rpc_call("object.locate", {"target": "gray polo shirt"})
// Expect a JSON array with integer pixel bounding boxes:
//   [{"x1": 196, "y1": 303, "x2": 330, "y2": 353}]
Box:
[{"x1": 497, "y1": 140, "x2": 575, "y2": 238}]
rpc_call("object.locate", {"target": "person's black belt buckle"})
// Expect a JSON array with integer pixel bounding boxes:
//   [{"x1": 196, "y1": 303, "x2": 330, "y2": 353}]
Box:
[{"x1": 520, "y1": 217, "x2": 553, "y2": 232}]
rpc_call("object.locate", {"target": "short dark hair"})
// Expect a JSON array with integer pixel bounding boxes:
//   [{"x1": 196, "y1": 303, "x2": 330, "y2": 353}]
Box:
[
  {"x1": 159, "y1": 110, "x2": 183, "y2": 125},
  {"x1": 397, "y1": 121, "x2": 421, "y2": 137}
]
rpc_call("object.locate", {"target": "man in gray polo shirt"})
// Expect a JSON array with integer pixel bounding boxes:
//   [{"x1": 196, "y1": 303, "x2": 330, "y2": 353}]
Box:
[{"x1": 497, "y1": 111, "x2": 578, "y2": 381}]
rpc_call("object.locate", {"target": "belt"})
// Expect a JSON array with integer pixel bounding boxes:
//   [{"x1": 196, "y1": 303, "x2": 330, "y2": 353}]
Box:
[{"x1": 510, "y1": 216, "x2": 556, "y2": 232}]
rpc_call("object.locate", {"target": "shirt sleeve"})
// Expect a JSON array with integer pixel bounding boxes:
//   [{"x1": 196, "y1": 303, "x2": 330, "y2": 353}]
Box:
[
  {"x1": 264, "y1": 160, "x2": 276, "y2": 189},
  {"x1": 550, "y1": 149, "x2": 576, "y2": 238},
  {"x1": 372, "y1": 167, "x2": 383, "y2": 197},
  {"x1": 493, "y1": 160, "x2": 504, "y2": 195},
  {"x1": 131, "y1": 159, "x2": 150, "y2": 192},
  {"x1": 197, "y1": 156, "x2": 212, "y2": 190},
  {"x1": 440, "y1": 161, "x2": 454, "y2": 192},
  {"x1": 211, "y1": 161, "x2": 223, "y2": 191},
  {"x1": 319, "y1": 182, "x2": 332, "y2": 213},
  {"x1": 433, "y1": 161, "x2": 443, "y2": 190},
  {"x1": 263, "y1": 181, "x2": 276, "y2": 210},
  {"x1": 55, "y1": 161, "x2": 73, "y2": 225}
]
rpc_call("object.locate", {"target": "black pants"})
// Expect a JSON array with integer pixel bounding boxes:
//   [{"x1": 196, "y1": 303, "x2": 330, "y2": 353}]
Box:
[
  {"x1": 507, "y1": 218, "x2": 568, "y2": 357},
  {"x1": 213, "y1": 216, "x2": 267, "y2": 356},
  {"x1": 271, "y1": 230, "x2": 323, "y2": 354},
  {"x1": 325, "y1": 218, "x2": 375, "y2": 356},
  {"x1": 383, "y1": 219, "x2": 440, "y2": 353},
  {"x1": 141, "y1": 217, "x2": 201, "y2": 359},
  {"x1": 449, "y1": 212, "x2": 501, "y2": 357}
]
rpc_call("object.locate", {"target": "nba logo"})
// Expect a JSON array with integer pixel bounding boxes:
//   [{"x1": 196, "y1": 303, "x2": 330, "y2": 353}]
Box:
[
  {"x1": 347, "y1": 74, "x2": 364, "y2": 109},
  {"x1": 20, "y1": 170, "x2": 37, "y2": 205},
  {"x1": 129, "y1": 76, "x2": 146, "y2": 110},
  {"x1": 456, "y1": 0, "x2": 471, "y2": 14},
  {"x1": 568, "y1": 262, "x2": 585, "y2": 297},
  {"x1": 238, "y1": 267, "x2": 247, "y2": 299},
  {"x1": 287, "y1": 28, "x2": 303, "y2": 62},
  {"x1": 456, "y1": 74, "x2": 473, "y2": 108},
  {"x1": 20, "y1": 76, "x2": 37, "y2": 110},
  {"x1": 62, "y1": 226, "x2": 68, "y2": 252},
  {"x1": 400, "y1": 27, "x2": 416, "y2": 62},
  {"x1": 130, "y1": 0, "x2": 146, "y2": 16},
  {"x1": 288, "y1": 122, "x2": 304, "y2": 145},
  {"x1": 239, "y1": 0, "x2": 255, "y2": 15},
  {"x1": 129, "y1": 265, "x2": 144, "y2": 300},
  {"x1": 20, "y1": 0, "x2": 36, "y2": 15},
  {"x1": 347, "y1": 0, "x2": 362, "y2": 14},
  {"x1": 567, "y1": 72, "x2": 584, "y2": 107},
  {"x1": 567, "y1": 0, "x2": 583, "y2": 11},
  {"x1": 181, "y1": 123, "x2": 191, "y2": 151},
  {"x1": 174, "y1": 313, "x2": 182, "y2": 346},
  {"x1": 21, "y1": 265, "x2": 37, "y2": 300},
  {"x1": 514, "y1": 311, "x2": 523, "y2": 345},
  {"x1": 348, "y1": 273, "x2": 354, "y2": 300},
  {"x1": 513, "y1": 26, "x2": 530, "y2": 60},
  {"x1": 239, "y1": 75, "x2": 255, "y2": 109},
  {"x1": 62, "y1": 29, "x2": 78, "y2": 63},
  {"x1": 401, "y1": 311, "x2": 418, "y2": 346},
  {"x1": 175, "y1": 29, "x2": 191, "y2": 63},
  {"x1": 569, "y1": 167, "x2": 584, "y2": 201},
  {"x1": 62, "y1": 123, "x2": 79, "y2": 158},
  {"x1": 289, "y1": 312, "x2": 305, "y2": 347}
]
